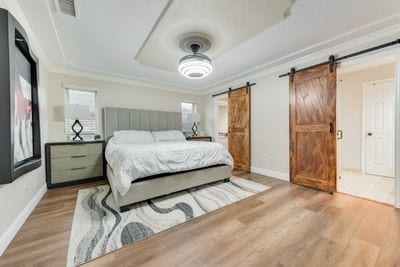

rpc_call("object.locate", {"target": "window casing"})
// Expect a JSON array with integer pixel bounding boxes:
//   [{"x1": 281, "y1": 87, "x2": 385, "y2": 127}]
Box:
[{"x1": 64, "y1": 88, "x2": 98, "y2": 141}]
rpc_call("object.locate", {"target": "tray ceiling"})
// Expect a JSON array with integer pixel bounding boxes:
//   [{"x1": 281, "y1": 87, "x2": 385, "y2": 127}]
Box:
[
  {"x1": 136, "y1": 0, "x2": 295, "y2": 72},
  {"x1": 14, "y1": 0, "x2": 400, "y2": 92}
]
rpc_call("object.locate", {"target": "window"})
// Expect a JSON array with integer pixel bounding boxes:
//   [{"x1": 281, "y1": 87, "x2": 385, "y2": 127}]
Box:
[
  {"x1": 181, "y1": 102, "x2": 197, "y2": 135},
  {"x1": 64, "y1": 88, "x2": 98, "y2": 141}
]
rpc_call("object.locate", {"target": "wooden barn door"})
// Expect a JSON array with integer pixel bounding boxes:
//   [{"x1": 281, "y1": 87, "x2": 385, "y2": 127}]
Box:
[
  {"x1": 289, "y1": 64, "x2": 337, "y2": 192},
  {"x1": 228, "y1": 87, "x2": 251, "y2": 172}
]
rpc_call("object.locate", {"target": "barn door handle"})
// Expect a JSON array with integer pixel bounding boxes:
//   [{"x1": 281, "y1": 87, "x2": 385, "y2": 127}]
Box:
[
  {"x1": 337, "y1": 130, "x2": 343, "y2": 139},
  {"x1": 329, "y1": 122, "x2": 335, "y2": 133}
]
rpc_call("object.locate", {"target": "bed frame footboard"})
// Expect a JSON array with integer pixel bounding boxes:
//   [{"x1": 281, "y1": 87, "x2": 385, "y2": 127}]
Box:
[{"x1": 108, "y1": 165, "x2": 232, "y2": 213}]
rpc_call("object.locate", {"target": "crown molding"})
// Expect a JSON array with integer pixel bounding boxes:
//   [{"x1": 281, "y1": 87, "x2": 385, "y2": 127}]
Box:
[
  {"x1": 44, "y1": 0, "x2": 70, "y2": 66},
  {"x1": 202, "y1": 17, "x2": 400, "y2": 95},
  {"x1": 8, "y1": 0, "x2": 203, "y2": 95},
  {"x1": 3, "y1": 0, "x2": 52, "y2": 69},
  {"x1": 133, "y1": 0, "x2": 173, "y2": 60},
  {"x1": 48, "y1": 66, "x2": 203, "y2": 95},
  {"x1": 48, "y1": 20, "x2": 400, "y2": 97},
  {"x1": 6, "y1": 0, "x2": 400, "y2": 97}
]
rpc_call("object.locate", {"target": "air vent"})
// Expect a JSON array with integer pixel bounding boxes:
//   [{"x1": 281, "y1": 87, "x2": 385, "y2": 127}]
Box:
[{"x1": 57, "y1": 0, "x2": 76, "y2": 17}]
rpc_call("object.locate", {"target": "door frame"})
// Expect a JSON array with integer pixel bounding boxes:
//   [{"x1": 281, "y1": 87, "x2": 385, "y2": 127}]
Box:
[
  {"x1": 395, "y1": 48, "x2": 400, "y2": 208},
  {"x1": 337, "y1": 77, "x2": 343, "y2": 179},
  {"x1": 213, "y1": 94, "x2": 228, "y2": 141},
  {"x1": 361, "y1": 78, "x2": 396, "y2": 175},
  {"x1": 337, "y1": 47, "x2": 400, "y2": 208}
]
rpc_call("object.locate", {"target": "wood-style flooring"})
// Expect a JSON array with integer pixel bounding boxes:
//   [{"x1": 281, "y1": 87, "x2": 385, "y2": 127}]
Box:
[{"x1": 1, "y1": 172, "x2": 400, "y2": 267}]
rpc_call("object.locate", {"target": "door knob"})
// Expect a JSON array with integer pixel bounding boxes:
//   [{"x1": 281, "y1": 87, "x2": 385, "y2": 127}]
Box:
[{"x1": 367, "y1": 132, "x2": 373, "y2": 136}]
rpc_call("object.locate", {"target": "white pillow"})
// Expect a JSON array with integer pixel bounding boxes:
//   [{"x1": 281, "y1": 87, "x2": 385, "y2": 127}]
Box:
[
  {"x1": 113, "y1": 130, "x2": 154, "y2": 144},
  {"x1": 152, "y1": 130, "x2": 186, "y2": 142}
]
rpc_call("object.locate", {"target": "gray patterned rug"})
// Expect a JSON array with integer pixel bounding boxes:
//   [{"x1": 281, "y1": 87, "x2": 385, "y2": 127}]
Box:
[{"x1": 66, "y1": 177, "x2": 270, "y2": 266}]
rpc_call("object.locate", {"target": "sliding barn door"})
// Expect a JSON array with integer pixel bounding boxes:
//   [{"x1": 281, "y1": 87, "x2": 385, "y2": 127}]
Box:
[
  {"x1": 289, "y1": 64, "x2": 337, "y2": 192},
  {"x1": 228, "y1": 87, "x2": 250, "y2": 172}
]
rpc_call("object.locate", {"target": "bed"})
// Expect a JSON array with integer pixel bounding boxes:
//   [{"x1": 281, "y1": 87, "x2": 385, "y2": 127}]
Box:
[{"x1": 104, "y1": 107, "x2": 233, "y2": 212}]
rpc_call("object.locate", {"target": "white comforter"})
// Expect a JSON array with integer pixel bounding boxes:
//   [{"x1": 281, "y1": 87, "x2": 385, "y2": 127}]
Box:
[{"x1": 105, "y1": 139, "x2": 233, "y2": 196}]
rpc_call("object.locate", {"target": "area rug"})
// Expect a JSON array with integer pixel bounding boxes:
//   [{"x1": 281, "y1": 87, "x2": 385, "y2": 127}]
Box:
[{"x1": 66, "y1": 177, "x2": 270, "y2": 266}]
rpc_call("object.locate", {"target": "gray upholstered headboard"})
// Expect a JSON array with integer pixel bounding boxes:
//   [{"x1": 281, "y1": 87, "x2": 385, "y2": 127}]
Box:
[{"x1": 103, "y1": 107, "x2": 182, "y2": 141}]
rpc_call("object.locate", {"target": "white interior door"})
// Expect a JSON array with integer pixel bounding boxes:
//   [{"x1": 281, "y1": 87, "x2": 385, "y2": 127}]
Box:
[{"x1": 365, "y1": 79, "x2": 395, "y2": 177}]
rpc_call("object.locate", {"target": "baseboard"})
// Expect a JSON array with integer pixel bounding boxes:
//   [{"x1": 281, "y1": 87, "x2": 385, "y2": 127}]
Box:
[
  {"x1": 250, "y1": 166, "x2": 289, "y2": 181},
  {"x1": 0, "y1": 184, "x2": 47, "y2": 256}
]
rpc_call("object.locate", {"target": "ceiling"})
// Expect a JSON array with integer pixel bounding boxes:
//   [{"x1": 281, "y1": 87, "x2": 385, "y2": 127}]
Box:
[
  {"x1": 136, "y1": 0, "x2": 295, "y2": 72},
  {"x1": 15, "y1": 0, "x2": 400, "y2": 92}
]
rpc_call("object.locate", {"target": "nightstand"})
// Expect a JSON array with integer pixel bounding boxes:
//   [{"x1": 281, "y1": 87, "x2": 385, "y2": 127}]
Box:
[
  {"x1": 45, "y1": 140, "x2": 106, "y2": 188},
  {"x1": 186, "y1": 136, "x2": 212, "y2": 142}
]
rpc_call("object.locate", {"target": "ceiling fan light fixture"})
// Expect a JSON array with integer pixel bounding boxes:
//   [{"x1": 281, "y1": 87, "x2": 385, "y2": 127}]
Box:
[{"x1": 178, "y1": 44, "x2": 212, "y2": 79}]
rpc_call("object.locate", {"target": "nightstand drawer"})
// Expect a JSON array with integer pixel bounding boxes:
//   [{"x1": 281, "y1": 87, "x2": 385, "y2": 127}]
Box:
[
  {"x1": 51, "y1": 153, "x2": 103, "y2": 171},
  {"x1": 51, "y1": 164, "x2": 103, "y2": 183},
  {"x1": 50, "y1": 143, "x2": 102, "y2": 158},
  {"x1": 45, "y1": 141, "x2": 105, "y2": 188}
]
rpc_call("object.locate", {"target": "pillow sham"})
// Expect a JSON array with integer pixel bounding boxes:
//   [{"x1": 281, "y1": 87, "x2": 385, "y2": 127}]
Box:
[
  {"x1": 113, "y1": 130, "x2": 155, "y2": 144},
  {"x1": 152, "y1": 130, "x2": 186, "y2": 142}
]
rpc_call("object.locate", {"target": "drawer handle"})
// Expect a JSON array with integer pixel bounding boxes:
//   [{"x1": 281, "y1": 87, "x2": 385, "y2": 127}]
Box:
[
  {"x1": 70, "y1": 167, "x2": 86, "y2": 171},
  {"x1": 70, "y1": 155, "x2": 87, "y2": 158}
]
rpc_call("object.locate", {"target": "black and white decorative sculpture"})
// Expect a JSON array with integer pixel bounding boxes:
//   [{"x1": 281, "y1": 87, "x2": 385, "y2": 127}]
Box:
[
  {"x1": 63, "y1": 104, "x2": 91, "y2": 141},
  {"x1": 188, "y1": 113, "x2": 201, "y2": 136},
  {"x1": 71, "y1": 119, "x2": 84, "y2": 141}
]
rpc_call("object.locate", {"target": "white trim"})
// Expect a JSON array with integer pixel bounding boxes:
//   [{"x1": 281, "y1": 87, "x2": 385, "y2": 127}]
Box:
[
  {"x1": 62, "y1": 83, "x2": 98, "y2": 92},
  {"x1": 6, "y1": 0, "x2": 400, "y2": 94},
  {"x1": 48, "y1": 66, "x2": 203, "y2": 96},
  {"x1": 337, "y1": 78, "x2": 343, "y2": 178},
  {"x1": 361, "y1": 78, "x2": 396, "y2": 175},
  {"x1": 395, "y1": 48, "x2": 400, "y2": 209},
  {"x1": 213, "y1": 94, "x2": 229, "y2": 142},
  {"x1": 3, "y1": 0, "x2": 51, "y2": 68},
  {"x1": 361, "y1": 81, "x2": 367, "y2": 174},
  {"x1": 46, "y1": 0, "x2": 70, "y2": 65},
  {"x1": 250, "y1": 166, "x2": 289, "y2": 181},
  {"x1": 203, "y1": 23, "x2": 400, "y2": 95},
  {"x1": 0, "y1": 184, "x2": 47, "y2": 256}
]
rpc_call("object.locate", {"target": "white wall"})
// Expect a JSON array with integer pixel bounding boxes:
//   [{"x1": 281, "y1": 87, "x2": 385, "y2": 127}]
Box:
[
  {"x1": 0, "y1": 1, "x2": 205, "y2": 252},
  {"x1": 1, "y1": 0, "x2": 399, "y2": 253},
  {"x1": 204, "y1": 74, "x2": 290, "y2": 178},
  {"x1": 46, "y1": 72, "x2": 205, "y2": 142},
  {"x1": 338, "y1": 63, "x2": 395, "y2": 171},
  {"x1": 203, "y1": 30, "x2": 400, "y2": 181},
  {"x1": 204, "y1": 63, "x2": 395, "y2": 179},
  {"x1": 250, "y1": 75, "x2": 290, "y2": 176},
  {"x1": 0, "y1": 1, "x2": 50, "y2": 253}
]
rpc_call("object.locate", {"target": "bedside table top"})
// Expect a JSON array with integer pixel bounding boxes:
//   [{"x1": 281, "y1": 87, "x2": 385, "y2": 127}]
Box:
[
  {"x1": 186, "y1": 136, "x2": 212, "y2": 141},
  {"x1": 46, "y1": 140, "x2": 105, "y2": 146}
]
